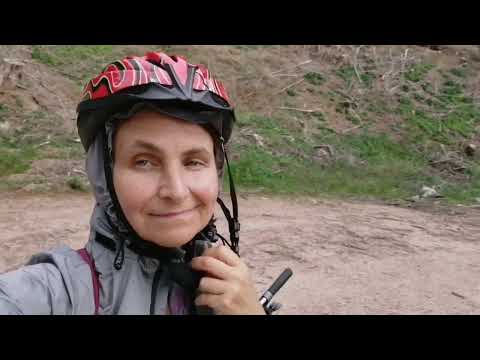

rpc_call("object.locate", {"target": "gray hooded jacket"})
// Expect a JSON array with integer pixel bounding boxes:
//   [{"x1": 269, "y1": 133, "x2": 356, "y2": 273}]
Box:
[{"x1": 0, "y1": 114, "x2": 194, "y2": 315}]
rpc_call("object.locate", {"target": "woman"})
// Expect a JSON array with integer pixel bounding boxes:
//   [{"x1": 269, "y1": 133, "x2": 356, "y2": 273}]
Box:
[{"x1": 0, "y1": 51, "x2": 265, "y2": 315}]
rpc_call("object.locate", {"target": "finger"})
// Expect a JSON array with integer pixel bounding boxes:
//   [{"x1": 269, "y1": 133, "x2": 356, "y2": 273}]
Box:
[
  {"x1": 195, "y1": 293, "x2": 234, "y2": 315},
  {"x1": 198, "y1": 276, "x2": 229, "y2": 295},
  {"x1": 190, "y1": 255, "x2": 235, "y2": 280},
  {"x1": 195, "y1": 293, "x2": 219, "y2": 308},
  {"x1": 202, "y1": 245, "x2": 241, "y2": 267}
]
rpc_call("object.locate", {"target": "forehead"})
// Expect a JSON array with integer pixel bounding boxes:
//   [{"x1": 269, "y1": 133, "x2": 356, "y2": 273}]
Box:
[{"x1": 115, "y1": 110, "x2": 214, "y2": 149}]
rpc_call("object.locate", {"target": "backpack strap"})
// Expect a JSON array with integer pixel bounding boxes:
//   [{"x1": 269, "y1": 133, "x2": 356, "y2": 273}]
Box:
[{"x1": 77, "y1": 248, "x2": 101, "y2": 315}]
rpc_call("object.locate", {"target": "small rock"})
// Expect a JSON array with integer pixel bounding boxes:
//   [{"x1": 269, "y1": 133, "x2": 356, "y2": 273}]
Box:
[
  {"x1": 475, "y1": 198, "x2": 480, "y2": 203},
  {"x1": 3, "y1": 58, "x2": 25, "y2": 67},
  {"x1": 313, "y1": 145, "x2": 334, "y2": 164},
  {"x1": 22, "y1": 184, "x2": 38, "y2": 192},
  {"x1": 465, "y1": 144, "x2": 476, "y2": 157},
  {"x1": 0, "y1": 121, "x2": 10, "y2": 132},
  {"x1": 420, "y1": 186, "x2": 441, "y2": 198},
  {"x1": 252, "y1": 133, "x2": 265, "y2": 147},
  {"x1": 314, "y1": 144, "x2": 334, "y2": 157},
  {"x1": 314, "y1": 148, "x2": 331, "y2": 159},
  {"x1": 407, "y1": 195, "x2": 421, "y2": 202}
]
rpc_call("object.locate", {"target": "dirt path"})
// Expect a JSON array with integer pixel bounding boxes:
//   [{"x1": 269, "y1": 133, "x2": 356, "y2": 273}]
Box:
[{"x1": 1, "y1": 192, "x2": 479, "y2": 314}]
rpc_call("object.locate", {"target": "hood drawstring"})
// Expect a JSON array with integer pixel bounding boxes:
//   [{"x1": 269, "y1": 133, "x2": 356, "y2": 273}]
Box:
[
  {"x1": 102, "y1": 126, "x2": 136, "y2": 271},
  {"x1": 150, "y1": 263, "x2": 164, "y2": 315},
  {"x1": 113, "y1": 234, "x2": 126, "y2": 270}
]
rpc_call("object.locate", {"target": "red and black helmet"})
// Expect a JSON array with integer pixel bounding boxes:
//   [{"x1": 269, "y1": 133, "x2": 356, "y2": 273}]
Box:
[{"x1": 76, "y1": 51, "x2": 236, "y2": 151}]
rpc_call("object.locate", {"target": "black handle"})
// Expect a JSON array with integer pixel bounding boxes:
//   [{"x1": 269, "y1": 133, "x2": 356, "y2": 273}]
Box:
[{"x1": 267, "y1": 268, "x2": 293, "y2": 296}]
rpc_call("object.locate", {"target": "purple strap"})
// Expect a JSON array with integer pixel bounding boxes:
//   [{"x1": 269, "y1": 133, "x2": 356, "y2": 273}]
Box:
[
  {"x1": 168, "y1": 285, "x2": 189, "y2": 315},
  {"x1": 77, "y1": 248, "x2": 101, "y2": 315}
]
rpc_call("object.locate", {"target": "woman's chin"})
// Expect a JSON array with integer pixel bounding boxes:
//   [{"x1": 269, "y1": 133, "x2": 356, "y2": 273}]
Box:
[{"x1": 142, "y1": 230, "x2": 198, "y2": 248}]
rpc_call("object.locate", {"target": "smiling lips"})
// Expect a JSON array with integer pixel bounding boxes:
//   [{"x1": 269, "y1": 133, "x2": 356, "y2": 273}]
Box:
[{"x1": 149, "y1": 205, "x2": 200, "y2": 218}]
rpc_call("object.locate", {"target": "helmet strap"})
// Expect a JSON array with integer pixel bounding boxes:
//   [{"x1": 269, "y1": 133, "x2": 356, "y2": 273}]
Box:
[{"x1": 216, "y1": 137, "x2": 240, "y2": 256}]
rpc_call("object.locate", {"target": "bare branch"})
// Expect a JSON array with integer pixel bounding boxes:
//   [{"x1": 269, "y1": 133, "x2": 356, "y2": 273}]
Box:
[
  {"x1": 342, "y1": 124, "x2": 364, "y2": 134},
  {"x1": 352, "y1": 45, "x2": 365, "y2": 84},
  {"x1": 275, "y1": 78, "x2": 305, "y2": 95},
  {"x1": 278, "y1": 106, "x2": 323, "y2": 113},
  {"x1": 270, "y1": 59, "x2": 312, "y2": 76}
]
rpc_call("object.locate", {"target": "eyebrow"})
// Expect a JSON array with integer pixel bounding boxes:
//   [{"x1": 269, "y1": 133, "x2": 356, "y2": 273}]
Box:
[{"x1": 130, "y1": 140, "x2": 211, "y2": 157}]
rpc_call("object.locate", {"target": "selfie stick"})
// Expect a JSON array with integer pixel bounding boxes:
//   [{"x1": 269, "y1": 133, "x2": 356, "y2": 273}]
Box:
[{"x1": 259, "y1": 268, "x2": 293, "y2": 314}]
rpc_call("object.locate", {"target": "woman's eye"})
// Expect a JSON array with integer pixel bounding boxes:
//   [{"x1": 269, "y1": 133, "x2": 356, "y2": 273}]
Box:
[
  {"x1": 186, "y1": 160, "x2": 205, "y2": 167},
  {"x1": 135, "y1": 159, "x2": 151, "y2": 168}
]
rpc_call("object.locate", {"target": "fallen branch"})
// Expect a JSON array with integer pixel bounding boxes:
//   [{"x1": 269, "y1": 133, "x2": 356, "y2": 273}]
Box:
[
  {"x1": 401, "y1": 48, "x2": 409, "y2": 74},
  {"x1": 388, "y1": 84, "x2": 402, "y2": 94},
  {"x1": 451, "y1": 291, "x2": 466, "y2": 299},
  {"x1": 34, "y1": 140, "x2": 51, "y2": 148},
  {"x1": 352, "y1": 45, "x2": 364, "y2": 84},
  {"x1": 278, "y1": 106, "x2": 323, "y2": 113},
  {"x1": 275, "y1": 78, "x2": 305, "y2": 95},
  {"x1": 243, "y1": 91, "x2": 256, "y2": 98},
  {"x1": 72, "y1": 168, "x2": 87, "y2": 177},
  {"x1": 335, "y1": 89, "x2": 356, "y2": 103},
  {"x1": 271, "y1": 59, "x2": 312, "y2": 76},
  {"x1": 273, "y1": 74, "x2": 302, "y2": 78},
  {"x1": 348, "y1": 107, "x2": 363, "y2": 123},
  {"x1": 342, "y1": 124, "x2": 363, "y2": 134}
]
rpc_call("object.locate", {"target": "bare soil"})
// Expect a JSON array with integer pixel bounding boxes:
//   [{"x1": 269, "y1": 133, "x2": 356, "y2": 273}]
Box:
[{"x1": 1, "y1": 191, "x2": 479, "y2": 314}]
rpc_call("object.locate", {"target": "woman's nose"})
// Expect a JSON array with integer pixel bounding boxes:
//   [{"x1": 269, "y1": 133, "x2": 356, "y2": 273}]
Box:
[{"x1": 156, "y1": 166, "x2": 189, "y2": 202}]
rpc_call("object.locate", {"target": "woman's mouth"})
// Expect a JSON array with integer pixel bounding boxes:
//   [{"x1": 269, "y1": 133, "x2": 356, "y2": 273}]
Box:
[{"x1": 149, "y1": 205, "x2": 200, "y2": 219}]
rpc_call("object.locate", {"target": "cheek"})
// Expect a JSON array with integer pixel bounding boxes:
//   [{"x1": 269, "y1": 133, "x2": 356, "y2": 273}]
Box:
[
  {"x1": 188, "y1": 170, "x2": 219, "y2": 207},
  {"x1": 113, "y1": 167, "x2": 158, "y2": 213}
]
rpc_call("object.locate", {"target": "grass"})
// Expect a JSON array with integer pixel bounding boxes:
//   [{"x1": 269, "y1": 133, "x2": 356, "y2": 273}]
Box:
[
  {"x1": 0, "y1": 144, "x2": 38, "y2": 176},
  {"x1": 396, "y1": 78, "x2": 480, "y2": 145},
  {"x1": 236, "y1": 113, "x2": 310, "y2": 152},
  {"x1": 31, "y1": 45, "x2": 133, "y2": 86},
  {"x1": 5, "y1": 45, "x2": 480, "y2": 205},
  {"x1": 405, "y1": 63, "x2": 435, "y2": 82},
  {"x1": 366, "y1": 99, "x2": 389, "y2": 115},
  {"x1": 0, "y1": 106, "x2": 84, "y2": 183},
  {"x1": 441, "y1": 165, "x2": 480, "y2": 203},
  {"x1": 304, "y1": 72, "x2": 326, "y2": 86},
  {"x1": 38, "y1": 137, "x2": 85, "y2": 160},
  {"x1": 227, "y1": 101, "x2": 480, "y2": 204},
  {"x1": 336, "y1": 65, "x2": 375, "y2": 87},
  {"x1": 227, "y1": 143, "x2": 430, "y2": 200},
  {"x1": 449, "y1": 67, "x2": 468, "y2": 78},
  {"x1": 225, "y1": 127, "x2": 436, "y2": 201},
  {"x1": 66, "y1": 176, "x2": 89, "y2": 192},
  {"x1": 32, "y1": 45, "x2": 115, "y2": 67},
  {"x1": 0, "y1": 103, "x2": 7, "y2": 115}
]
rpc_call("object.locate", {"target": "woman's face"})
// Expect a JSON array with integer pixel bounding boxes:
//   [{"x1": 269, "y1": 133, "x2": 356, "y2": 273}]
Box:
[{"x1": 113, "y1": 111, "x2": 219, "y2": 248}]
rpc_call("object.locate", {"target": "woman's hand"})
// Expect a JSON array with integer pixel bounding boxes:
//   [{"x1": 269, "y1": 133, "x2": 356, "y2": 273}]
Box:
[{"x1": 190, "y1": 245, "x2": 266, "y2": 315}]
